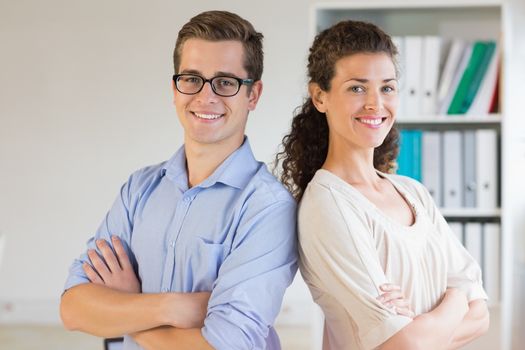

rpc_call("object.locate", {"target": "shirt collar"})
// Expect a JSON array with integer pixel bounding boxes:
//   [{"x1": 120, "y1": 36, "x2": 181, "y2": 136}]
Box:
[{"x1": 162, "y1": 137, "x2": 260, "y2": 190}]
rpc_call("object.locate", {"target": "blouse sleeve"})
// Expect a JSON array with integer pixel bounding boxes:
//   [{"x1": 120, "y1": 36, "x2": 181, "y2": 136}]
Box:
[
  {"x1": 298, "y1": 183, "x2": 412, "y2": 349},
  {"x1": 409, "y1": 179, "x2": 488, "y2": 302}
]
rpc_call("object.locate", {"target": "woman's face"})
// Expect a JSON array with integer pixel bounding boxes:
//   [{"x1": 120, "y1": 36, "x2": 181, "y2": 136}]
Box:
[{"x1": 313, "y1": 52, "x2": 398, "y2": 152}]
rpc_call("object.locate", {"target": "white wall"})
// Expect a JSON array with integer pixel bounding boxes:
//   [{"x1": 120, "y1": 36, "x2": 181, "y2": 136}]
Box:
[{"x1": 0, "y1": 0, "x2": 328, "y2": 322}]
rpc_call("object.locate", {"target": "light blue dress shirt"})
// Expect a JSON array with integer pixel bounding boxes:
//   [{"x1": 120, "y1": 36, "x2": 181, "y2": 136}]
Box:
[{"x1": 64, "y1": 138, "x2": 298, "y2": 350}]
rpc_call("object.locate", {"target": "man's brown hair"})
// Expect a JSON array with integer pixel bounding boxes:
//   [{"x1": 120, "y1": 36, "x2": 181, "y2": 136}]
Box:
[{"x1": 173, "y1": 11, "x2": 264, "y2": 80}]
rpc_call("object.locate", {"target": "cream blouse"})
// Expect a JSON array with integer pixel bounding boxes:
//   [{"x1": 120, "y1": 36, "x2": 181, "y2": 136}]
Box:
[{"x1": 298, "y1": 169, "x2": 487, "y2": 350}]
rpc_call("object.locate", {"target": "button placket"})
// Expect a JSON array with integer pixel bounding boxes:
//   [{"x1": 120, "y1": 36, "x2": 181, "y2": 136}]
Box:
[{"x1": 159, "y1": 195, "x2": 193, "y2": 293}]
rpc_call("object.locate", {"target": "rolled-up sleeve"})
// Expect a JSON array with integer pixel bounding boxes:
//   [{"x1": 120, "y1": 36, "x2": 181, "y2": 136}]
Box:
[
  {"x1": 202, "y1": 199, "x2": 298, "y2": 350},
  {"x1": 63, "y1": 175, "x2": 137, "y2": 291}
]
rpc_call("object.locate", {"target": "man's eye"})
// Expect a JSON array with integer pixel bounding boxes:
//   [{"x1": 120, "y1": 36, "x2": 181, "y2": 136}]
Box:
[
  {"x1": 186, "y1": 77, "x2": 200, "y2": 83},
  {"x1": 179, "y1": 75, "x2": 201, "y2": 84},
  {"x1": 217, "y1": 78, "x2": 235, "y2": 87},
  {"x1": 350, "y1": 85, "x2": 365, "y2": 93}
]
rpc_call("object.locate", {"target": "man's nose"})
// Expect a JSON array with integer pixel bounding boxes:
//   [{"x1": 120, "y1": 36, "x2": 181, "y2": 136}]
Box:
[{"x1": 196, "y1": 81, "x2": 219, "y2": 102}]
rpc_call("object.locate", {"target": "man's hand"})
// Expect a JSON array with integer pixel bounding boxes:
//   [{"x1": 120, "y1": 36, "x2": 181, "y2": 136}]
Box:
[
  {"x1": 83, "y1": 235, "x2": 141, "y2": 293},
  {"x1": 377, "y1": 283, "x2": 415, "y2": 319},
  {"x1": 83, "y1": 235, "x2": 211, "y2": 328}
]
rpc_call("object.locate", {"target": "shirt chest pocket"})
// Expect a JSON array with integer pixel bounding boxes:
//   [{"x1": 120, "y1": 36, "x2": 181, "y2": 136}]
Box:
[{"x1": 175, "y1": 236, "x2": 229, "y2": 291}]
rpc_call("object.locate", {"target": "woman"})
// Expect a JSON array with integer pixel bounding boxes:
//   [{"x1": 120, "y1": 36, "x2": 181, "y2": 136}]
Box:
[{"x1": 277, "y1": 20, "x2": 489, "y2": 349}]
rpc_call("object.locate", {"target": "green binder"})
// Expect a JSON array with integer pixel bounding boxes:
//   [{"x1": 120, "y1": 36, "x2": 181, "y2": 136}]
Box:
[
  {"x1": 459, "y1": 41, "x2": 496, "y2": 114},
  {"x1": 447, "y1": 41, "x2": 488, "y2": 115}
]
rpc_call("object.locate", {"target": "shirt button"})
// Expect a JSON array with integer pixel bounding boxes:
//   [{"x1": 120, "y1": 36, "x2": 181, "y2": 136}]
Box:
[
  {"x1": 183, "y1": 196, "x2": 191, "y2": 202},
  {"x1": 170, "y1": 241, "x2": 175, "y2": 248}
]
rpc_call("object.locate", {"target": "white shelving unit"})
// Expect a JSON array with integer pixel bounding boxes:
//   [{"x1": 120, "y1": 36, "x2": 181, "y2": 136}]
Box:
[
  {"x1": 311, "y1": 1, "x2": 525, "y2": 349},
  {"x1": 396, "y1": 114, "x2": 502, "y2": 125}
]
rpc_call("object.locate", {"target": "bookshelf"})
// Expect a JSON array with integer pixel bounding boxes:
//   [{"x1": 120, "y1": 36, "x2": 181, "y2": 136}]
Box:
[
  {"x1": 310, "y1": 1, "x2": 525, "y2": 349},
  {"x1": 396, "y1": 114, "x2": 501, "y2": 126}
]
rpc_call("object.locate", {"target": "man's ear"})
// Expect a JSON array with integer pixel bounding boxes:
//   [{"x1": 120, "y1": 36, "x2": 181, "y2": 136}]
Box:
[
  {"x1": 309, "y1": 82, "x2": 327, "y2": 113},
  {"x1": 247, "y1": 80, "x2": 263, "y2": 111}
]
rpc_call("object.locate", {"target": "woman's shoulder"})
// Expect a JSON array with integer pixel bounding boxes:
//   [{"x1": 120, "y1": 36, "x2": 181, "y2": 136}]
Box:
[
  {"x1": 299, "y1": 169, "x2": 367, "y2": 221},
  {"x1": 301, "y1": 169, "x2": 357, "y2": 206}
]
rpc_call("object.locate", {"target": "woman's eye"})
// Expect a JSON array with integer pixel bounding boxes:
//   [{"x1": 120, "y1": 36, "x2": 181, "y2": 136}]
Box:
[{"x1": 383, "y1": 85, "x2": 396, "y2": 93}]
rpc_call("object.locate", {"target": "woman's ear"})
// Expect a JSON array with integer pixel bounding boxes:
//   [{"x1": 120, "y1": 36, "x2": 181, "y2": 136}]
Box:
[{"x1": 309, "y1": 83, "x2": 327, "y2": 113}]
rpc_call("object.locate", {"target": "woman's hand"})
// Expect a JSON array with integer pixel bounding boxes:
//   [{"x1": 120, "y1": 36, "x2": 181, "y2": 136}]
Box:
[{"x1": 377, "y1": 283, "x2": 415, "y2": 319}]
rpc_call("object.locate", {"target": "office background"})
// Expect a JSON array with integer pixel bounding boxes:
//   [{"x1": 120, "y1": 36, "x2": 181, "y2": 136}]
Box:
[{"x1": 1, "y1": 0, "x2": 524, "y2": 349}]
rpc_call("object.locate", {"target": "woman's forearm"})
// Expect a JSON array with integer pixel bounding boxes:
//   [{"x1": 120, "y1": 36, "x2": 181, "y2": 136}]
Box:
[
  {"x1": 379, "y1": 289, "x2": 469, "y2": 350},
  {"x1": 447, "y1": 299, "x2": 490, "y2": 349}
]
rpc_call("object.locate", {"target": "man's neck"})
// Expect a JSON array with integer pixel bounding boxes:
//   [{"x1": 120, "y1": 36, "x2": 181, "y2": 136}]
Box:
[{"x1": 184, "y1": 136, "x2": 244, "y2": 188}]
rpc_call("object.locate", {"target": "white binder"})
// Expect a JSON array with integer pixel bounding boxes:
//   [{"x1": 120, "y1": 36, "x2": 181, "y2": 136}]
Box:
[
  {"x1": 448, "y1": 222, "x2": 464, "y2": 244},
  {"x1": 404, "y1": 36, "x2": 423, "y2": 118},
  {"x1": 476, "y1": 129, "x2": 498, "y2": 209},
  {"x1": 392, "y1": 36, "x2": 407, "y2": 120},
  {"x1": 421, "y1": 36, "x2": 441, "y2": 116},
  {"x1": 422, "y1": 131, "x2": 442, "y2": 206},
  {"x1": 463, "y1": 130, "x2": 477, "y2": 208},
  {"x1": 465, "y1": 222, "x2": 483, "y2": 266},
  {"x1": 443, "y1": 131, "x2": 463, "y2": 208}
]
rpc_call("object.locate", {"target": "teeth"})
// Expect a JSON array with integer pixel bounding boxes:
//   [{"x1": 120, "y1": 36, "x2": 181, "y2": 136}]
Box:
[
  {"x1": 194, "y1": 113, "x2": 222, "y2": 120},
  {"x1": 358, "y1": 118, "x2": 383, "y2": 125}
]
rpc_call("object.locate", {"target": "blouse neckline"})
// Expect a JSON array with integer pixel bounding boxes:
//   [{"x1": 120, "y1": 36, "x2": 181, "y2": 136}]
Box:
[{"x1": 314, "y1": 168, "x2": 421, "y2": 231}]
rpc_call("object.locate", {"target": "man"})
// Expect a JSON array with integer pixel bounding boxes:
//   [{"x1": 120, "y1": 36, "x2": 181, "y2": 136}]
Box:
[{"x1": 60, "y1": 10, "x2": 297, "y2": 350}]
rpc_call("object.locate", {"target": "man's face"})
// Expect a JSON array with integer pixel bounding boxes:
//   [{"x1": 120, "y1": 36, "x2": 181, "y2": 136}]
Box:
[{"x1": 173, "y1": 39, "x2": 262, "y2": 150}]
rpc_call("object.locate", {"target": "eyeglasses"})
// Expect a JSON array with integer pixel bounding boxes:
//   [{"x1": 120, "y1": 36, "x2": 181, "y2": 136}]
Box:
[{"x1": 173, "y1": 74, "x2": 254, "y2": 97}]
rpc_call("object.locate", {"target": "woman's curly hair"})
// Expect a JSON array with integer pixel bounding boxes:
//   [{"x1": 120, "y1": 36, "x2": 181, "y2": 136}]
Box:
[{"x1": 275, "y1": 20, "x2": 400, "y2": 201}]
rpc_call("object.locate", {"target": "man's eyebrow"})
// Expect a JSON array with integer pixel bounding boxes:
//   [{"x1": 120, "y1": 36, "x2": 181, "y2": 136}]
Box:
[
  {"x1": 215, "y1": 71, "x2": 241, "y2": 78},
  {"x1": 178, "y1": 69, "x2": 240, "y2": 78},
  {"x1": 179, "y1": 69, "x2": 201, "y2": 75}
]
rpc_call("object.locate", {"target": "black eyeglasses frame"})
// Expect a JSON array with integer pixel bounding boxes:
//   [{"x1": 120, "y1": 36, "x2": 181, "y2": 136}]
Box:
[{"x1": 172, "y1": 74, "x2": 255, "y2": 97}]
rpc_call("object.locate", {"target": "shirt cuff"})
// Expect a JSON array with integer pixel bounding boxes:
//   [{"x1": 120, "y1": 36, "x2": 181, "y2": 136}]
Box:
[
  {"x1": 63, "y1": 260, "x2": 90, "y2": 291},
  {"x1": 202, "y1": 311, "x2": 269, "y2": 350}
]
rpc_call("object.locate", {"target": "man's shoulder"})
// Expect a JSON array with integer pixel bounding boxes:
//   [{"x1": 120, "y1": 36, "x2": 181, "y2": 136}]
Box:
[
  {"x1": 124, "y1": 160, "x2": 168, "y2": 192},
  {"x1": 244, "y1": 164, "x2": 296, "y2": 208}
]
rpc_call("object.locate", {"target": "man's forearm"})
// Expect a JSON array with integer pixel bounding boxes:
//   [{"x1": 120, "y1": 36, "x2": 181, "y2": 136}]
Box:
[
  {"x1": 380, "y1": 289, "x2": 469, "y2": 350},
  {"x1": 132, "y1": 326, "x2": 214, "y2": 350},
  {"x1": 60, "y1": 283, "x2": 170, "y2": 338},
  {"x1": 448, "y1": 300, "x2": 490, "y2": 349}
]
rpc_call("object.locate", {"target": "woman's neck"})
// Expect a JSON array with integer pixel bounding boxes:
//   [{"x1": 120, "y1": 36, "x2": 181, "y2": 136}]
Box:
[{"x1": 322, "y1": 142, "x2": 381, "y2": 187}]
